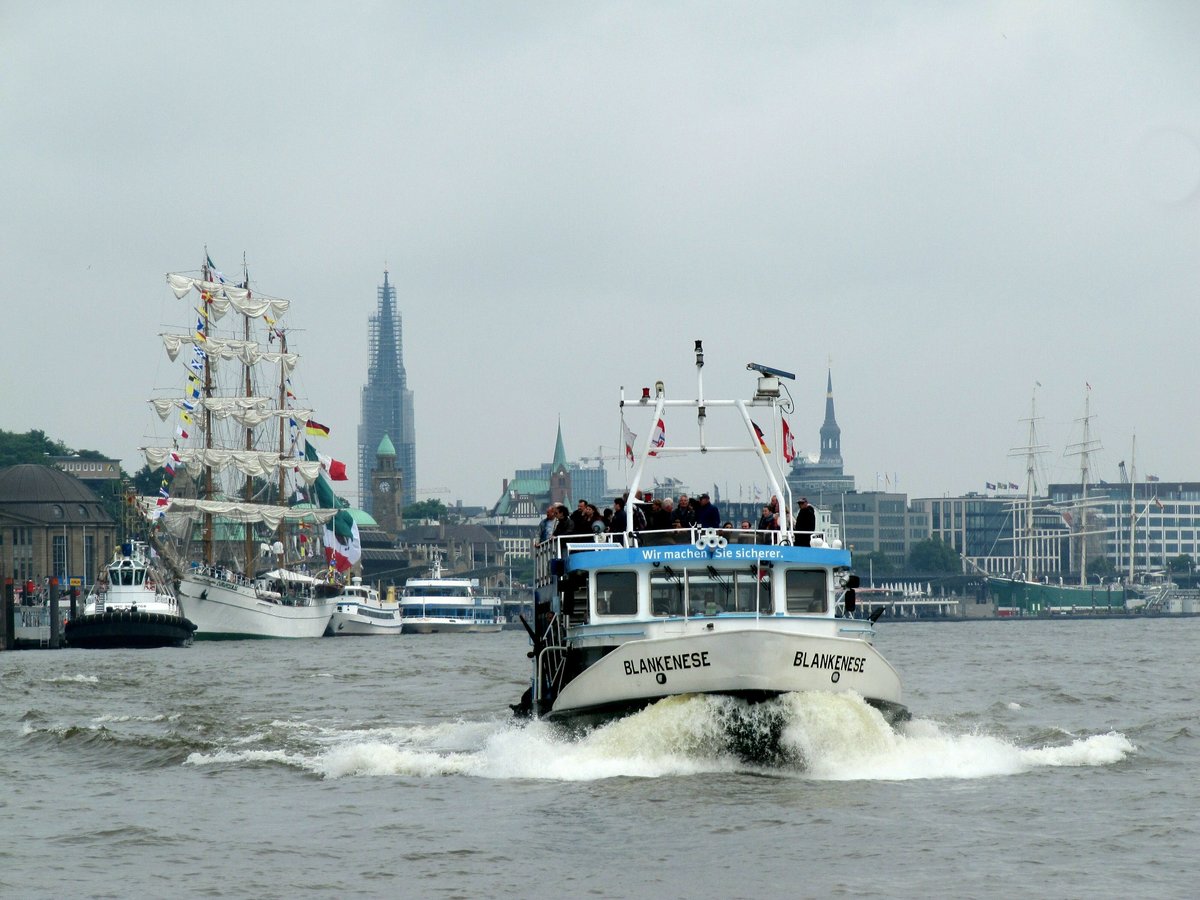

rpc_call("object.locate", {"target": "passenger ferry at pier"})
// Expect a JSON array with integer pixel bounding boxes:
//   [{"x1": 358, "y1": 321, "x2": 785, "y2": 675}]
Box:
[
  {"x1": 515, "y1": 343, "x2": 906, "y2": 726},
  {"x1": 399, "y1": 560, "x2": 502, "y2": 633}
]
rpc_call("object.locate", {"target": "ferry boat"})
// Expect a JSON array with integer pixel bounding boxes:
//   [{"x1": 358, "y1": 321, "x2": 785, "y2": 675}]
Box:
[
  {"x1": 65, "y1": 542, "x2": 197, "y2": 649},
  {"x1": 514, "y1": 343, "x2": 906, "y2": 726},
  {"x1": 329, "y1": 578, "x2": 403, "y2": 635},
  {"x1": 399, "y1": 560, "x2": 503, "y2": 633}
]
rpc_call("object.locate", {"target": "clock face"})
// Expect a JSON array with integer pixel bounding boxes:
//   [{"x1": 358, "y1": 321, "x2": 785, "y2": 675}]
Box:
[{"x1": 379, "y1": 480, "x2": 392, "y2": 493}]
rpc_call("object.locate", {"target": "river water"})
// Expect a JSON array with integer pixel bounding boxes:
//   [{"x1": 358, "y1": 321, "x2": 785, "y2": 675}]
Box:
[{"x1": 1, "y1": 619, "x2": 1194, "y2": 899}]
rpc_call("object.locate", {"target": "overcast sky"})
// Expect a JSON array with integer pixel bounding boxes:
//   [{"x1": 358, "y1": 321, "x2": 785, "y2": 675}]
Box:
[{"x1": 2, "y1": 1, "x2": 1198, "y2": 508}]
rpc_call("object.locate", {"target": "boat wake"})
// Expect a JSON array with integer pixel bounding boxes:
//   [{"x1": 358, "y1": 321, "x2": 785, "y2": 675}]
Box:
[{"x1": 181, "y1": 691, "x2": 1136, "y2": 782}]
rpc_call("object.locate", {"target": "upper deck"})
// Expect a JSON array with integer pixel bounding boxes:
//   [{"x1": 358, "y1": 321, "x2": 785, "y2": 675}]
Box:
[{"x1": 535, "y1": 526, "x2": 857, "y2": 629}]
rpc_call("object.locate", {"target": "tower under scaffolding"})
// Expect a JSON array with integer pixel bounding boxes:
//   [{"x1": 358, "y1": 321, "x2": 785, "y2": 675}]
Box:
[{"x1": 358, "y1": 270, "x2": 416, "y2": 511}]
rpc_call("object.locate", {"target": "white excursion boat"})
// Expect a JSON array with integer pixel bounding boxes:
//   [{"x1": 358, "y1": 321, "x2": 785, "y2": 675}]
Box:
[
  {"x1": 514, "y1": 342, "x2": 906, "y2": 730},
  {"x1": 400, "y1": 560, "x2": 503, "y2": 633},
  {"x1": 142, "y1": 255, "x2": 353, "y2": 639},
  {"x1": 65, "y1": 542, "x2": 197, "y2": 649},
  {"x1": 329, "y1": 578, "x2": 403, "y2": 635}
]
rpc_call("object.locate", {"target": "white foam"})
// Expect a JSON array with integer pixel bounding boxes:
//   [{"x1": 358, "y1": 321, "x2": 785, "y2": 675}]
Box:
[
  {"x1": 1006, "y1": 702, "x2": 1023, "y2": 710},
  {"x1": 183, "y1": 693, "x2": 1138, "y2": 783},
  {"x1": 1020, "y1": 732, "x2": 1135, "y2": 767},
  {"x1": 45, "y1": 674, "x2": 98, "y2": 684},
  {"x1": 184, "y1": 748, "x2": 309, "y2": 769}
]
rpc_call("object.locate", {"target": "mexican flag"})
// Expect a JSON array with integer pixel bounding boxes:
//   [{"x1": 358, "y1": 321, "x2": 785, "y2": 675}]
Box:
[{"x1": 304, "y1": 444, "x2": 361, "y2": 572}]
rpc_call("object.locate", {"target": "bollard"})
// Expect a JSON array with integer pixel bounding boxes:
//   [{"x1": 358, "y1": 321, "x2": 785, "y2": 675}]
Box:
[
  {"x1": 2, "y1": 578, "x2": 13, "y2": 651},
  {"x1": 49, "y1": 577, "x2": 60, "y2": 649}
]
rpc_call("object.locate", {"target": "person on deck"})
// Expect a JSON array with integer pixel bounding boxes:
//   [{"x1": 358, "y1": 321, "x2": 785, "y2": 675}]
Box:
[
  {"x1": 695, "y1": 493, "x2": 721, "y2": 528},
  {"x1": 795, "y1": 497, "x2": 817, "y2": 547},
  {"x1": 676, "y1": 494, "x2": 697, "y2": 527}
]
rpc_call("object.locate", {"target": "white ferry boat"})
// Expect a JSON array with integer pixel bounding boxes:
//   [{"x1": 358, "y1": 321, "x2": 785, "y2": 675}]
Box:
[
  {"x1": 65, "y1": 542, "x2": 197, "y2": 649},
  {"x1": 514, "y1": 343, "x2": 906, "y2": 728},
  {"x1": 400, "y1": 560, "x2": 502, "y2": 633},
  {"x1": 329, "y1": 578, "x2": 402, "y2": 635}
]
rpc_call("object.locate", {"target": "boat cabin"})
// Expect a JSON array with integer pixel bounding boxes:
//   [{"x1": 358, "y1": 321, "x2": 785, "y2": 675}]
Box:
[{"x1": 538, "y1": 526, "x2": 852, "y2": 629}]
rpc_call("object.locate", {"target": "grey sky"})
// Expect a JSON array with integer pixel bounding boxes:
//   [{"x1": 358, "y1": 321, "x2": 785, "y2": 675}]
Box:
[{"x1": 2, "y1": 2, "x2": 1198, "y2": 507}]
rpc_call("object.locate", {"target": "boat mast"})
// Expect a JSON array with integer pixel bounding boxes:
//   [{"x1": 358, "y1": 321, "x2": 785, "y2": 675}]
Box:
[
  {"x1": 1065, "y1": 385, "x2": 1100, "y2": 586},
  {"x1": 201, "y1": 250, "x2": 215, "y2": 567},
  {"x1": 276, "y1": 329, "x2": 290, "y2": 565},
  {"x1": 241, "y1": 256, "x2": 257, "y2": 579},
  {"x1": 1010, "y1": 384, "x2": 1046, "y2": 580},
  {"x1": 1128, "y1": 434, "x2": 1137, "y2": 583}
]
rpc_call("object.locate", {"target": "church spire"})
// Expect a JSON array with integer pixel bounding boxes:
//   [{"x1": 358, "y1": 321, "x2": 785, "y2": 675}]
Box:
[
  {"x1": 552, "y1": 418, "x2": 568, "y2": 471},
  {"x1": 819, "y1": 368, "x2": 843, "y2": 465}
]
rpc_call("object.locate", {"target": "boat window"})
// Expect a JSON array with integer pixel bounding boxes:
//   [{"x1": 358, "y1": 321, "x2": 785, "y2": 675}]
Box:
[
  {"x1": 133, "y1": 570, "x2": 145, "y2": 586},
  {"x1": 650, "y1": 571, "x2": 685, "y2": 617},
  {"x1": 595, "y1": 571, "x2": 637, "y2": 617},
  {"x1": 732, "y1": 574, "x2": 764, "y2": 613},
  {"x1": 786, "y1": 569, "x2": 827, "y2": 614},
  {"x1": 688, "y1": 577, "x2": 725, "y2": 616}
]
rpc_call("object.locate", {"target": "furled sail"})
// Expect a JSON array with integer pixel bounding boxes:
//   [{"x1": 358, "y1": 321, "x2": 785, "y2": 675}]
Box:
[
  {"x1": 148, "y1": 397, "x2": 312, "y2": 429},
  {"x1": 166, "y1": 274, "x2": 290, "y2": 320},
  {"x1": 160, "y1": 499, "x2": 336, "y2": 528},
  {"x1": 142, "y1": 447, "x2": 323, "y2": 483},
  {"x1": 161, "y1": 334, "x2": 299, "y2": 372}
]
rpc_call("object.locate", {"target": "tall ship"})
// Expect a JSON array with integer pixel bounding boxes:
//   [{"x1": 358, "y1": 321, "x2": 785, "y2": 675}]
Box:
[
  {"x1": 514, "y1": 343, "x2": 905, "y2": 727},
  {"x1": 142, "y1": 254, "x2": 357, "y2": 638},
  {"x1": 987, "y1": 386, "x2": 1129, "y2": 615},
  {"x1": 399, "y1": 559, "x2": 503, "y2": 633}
]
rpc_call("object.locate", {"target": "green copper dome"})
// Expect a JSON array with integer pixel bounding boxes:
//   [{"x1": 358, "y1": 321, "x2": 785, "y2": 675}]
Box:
[{"x1": 377, "y1": 433, "x2": 396, "y2": 457}]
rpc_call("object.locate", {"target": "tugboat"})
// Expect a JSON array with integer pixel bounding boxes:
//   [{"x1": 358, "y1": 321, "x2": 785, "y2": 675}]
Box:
[
  {"x1": 65, "y1": 542, "x2": 197, "y2": 649},
  {"x1": 515, "y1": 342, "x2": 906, "y2": 728}
]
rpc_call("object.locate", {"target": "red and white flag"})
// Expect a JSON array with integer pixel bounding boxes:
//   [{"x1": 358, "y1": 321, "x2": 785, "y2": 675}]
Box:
[
  {"x1": 782, "y1": 419, "x2": 796, "y2": 463},
  {"x1": 648, "y1": 417, "x2": 666, "y2": 456},
  {"x1": 621, "y1": 416, "x2": 637, "y2": 463},
  {"x1": 318, "y1": 453, "x2": 348, "y2": 481},
  {"x1": 324, "y1": 519, "x2": 361, "y2": 572}
]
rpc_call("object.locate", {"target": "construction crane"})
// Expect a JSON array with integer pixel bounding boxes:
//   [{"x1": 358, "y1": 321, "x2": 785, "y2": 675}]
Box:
[
  {"x1": 579, "y1": 446, "x2": 623, "y2": 466},
  {"x1": 415, "y1": 487, "x2": 451, "y2": 496}
]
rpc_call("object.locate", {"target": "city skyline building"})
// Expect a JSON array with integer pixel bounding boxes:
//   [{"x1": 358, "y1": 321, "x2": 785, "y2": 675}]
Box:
[{"x1": 358, "y1": 270, "x2": 416, "y2": 512}]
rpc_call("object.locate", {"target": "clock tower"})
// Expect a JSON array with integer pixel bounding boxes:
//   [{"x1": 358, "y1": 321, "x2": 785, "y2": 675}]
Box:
[{"x1": 371, "y1": 433, "x2": 402, "y2": 538}]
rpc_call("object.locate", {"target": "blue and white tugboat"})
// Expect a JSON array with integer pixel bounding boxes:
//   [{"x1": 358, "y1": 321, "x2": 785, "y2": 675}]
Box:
[
  {"x1": 515, "y1": 342, "x2": 906, "y2": 731},
  {"x1": 65, "y1": 542, "x2": 197, "y2": 649}
]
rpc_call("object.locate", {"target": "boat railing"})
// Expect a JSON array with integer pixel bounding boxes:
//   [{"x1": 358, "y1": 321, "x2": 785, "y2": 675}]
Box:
[
  {"x1": 534, "y1": 612, "x2": 570, "y2": 710},
  {"x1": 535, "y1": 527, "x2": 835, "y2": 584}
]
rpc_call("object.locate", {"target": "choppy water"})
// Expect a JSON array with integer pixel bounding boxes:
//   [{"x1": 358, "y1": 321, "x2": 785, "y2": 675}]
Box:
[{"x1": 1, "y1": 620, "x2": 1195, "y2": 899}]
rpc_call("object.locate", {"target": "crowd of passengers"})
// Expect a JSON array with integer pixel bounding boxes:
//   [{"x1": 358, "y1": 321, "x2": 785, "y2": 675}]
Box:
[{"x1": 536, "y1": 492, "x2": 819, "y2": 547}]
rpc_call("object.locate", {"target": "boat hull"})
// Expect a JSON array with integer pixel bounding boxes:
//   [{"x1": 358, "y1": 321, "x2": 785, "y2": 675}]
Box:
[
  {"x1": 65, "y1": 610, "x2": 196, "y2": 649},
  {"x1": 177, "y1": 575, "x2": 335, "y2": 639},
  {"x1": 402, "y1": 620, "x2": 503, "y2": 634},
  {"x1": 329, "y1": 610, "x2": 404, "y2": 635},
  {"x1": 547, "y1": 628, "x2": 904, "y2": 722}
]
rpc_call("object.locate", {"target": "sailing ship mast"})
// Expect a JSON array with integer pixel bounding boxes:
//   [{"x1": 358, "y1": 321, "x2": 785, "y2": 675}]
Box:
[
  {"x1": 1065, "y1": 385, "x2": 1102, "y2": 586},
  {"x1": 201, "y1": 251, "x2": 215, "y2": 566},
  {"x1": 241, "y1": 256, "x2": 256, "y2": 580},
  {"x1": 1009, "y1": 385, "x2": 1047, "y2": 580}
]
